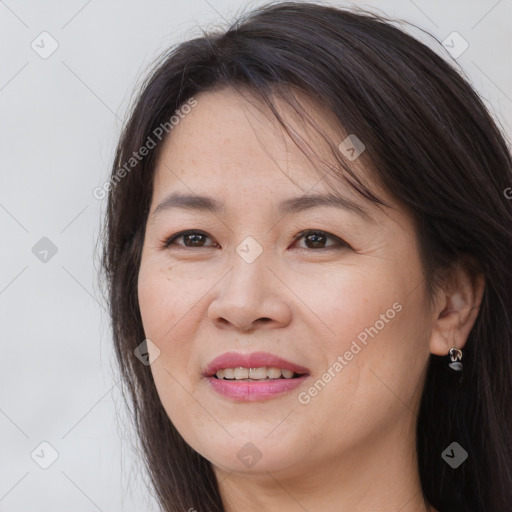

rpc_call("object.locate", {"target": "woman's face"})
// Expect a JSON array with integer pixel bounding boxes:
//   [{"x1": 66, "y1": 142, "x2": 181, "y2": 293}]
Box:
[{"x1": 137, "y1": 87, "x2": 436, "y2": 480}]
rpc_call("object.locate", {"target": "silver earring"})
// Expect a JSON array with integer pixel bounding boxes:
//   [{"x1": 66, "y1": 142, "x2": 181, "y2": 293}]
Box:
[{"x1": 448, "y1": 347, "x2": 463, "y2": 372}]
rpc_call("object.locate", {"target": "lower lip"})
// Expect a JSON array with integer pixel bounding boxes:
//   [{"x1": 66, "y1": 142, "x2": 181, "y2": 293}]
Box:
[{"x1": 205, "y1": 375, "x2": 309, "y2": 401}]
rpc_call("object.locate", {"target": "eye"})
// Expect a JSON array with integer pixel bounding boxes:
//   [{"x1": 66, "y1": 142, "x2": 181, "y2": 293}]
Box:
[
  {"x1": 292, "y1": 230, "x2": 351, "y2": 250},
  {"x1": 163, "y1": 229, "x2": 350, "y2": 251},
  {"x1": 163, "y1": 230, "x2": 217, "y2": 248}
]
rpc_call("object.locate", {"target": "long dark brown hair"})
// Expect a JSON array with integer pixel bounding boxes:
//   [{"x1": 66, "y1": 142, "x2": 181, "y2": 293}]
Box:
[{"x1": 100, "y1": 2, "x2": 512, "y2": 511}]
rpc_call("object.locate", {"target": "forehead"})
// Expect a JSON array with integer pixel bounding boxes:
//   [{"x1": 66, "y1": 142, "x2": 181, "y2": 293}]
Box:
[{"x1": 151, "y1": 87, "x2": 379, "y2": 209}]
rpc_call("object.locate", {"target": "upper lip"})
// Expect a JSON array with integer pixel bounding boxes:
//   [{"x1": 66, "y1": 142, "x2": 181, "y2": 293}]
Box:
[{"x1": 204, "y1": 351, "x2": 310, "y2": 377}]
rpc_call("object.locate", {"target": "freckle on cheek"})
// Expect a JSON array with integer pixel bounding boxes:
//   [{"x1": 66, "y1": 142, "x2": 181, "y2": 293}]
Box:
[{"x1": 159, "y1": 266, "x2": 174, "y2": 280}]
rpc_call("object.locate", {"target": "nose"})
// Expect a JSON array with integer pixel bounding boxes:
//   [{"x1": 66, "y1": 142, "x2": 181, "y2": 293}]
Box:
[{"x1": 207, "y1": 257, "x2": 292, "y2": 332}]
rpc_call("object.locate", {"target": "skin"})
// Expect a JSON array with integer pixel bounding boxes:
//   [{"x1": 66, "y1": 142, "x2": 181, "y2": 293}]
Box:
[{"x1": 137, "y1": 87, "x2": 484, "y2": 512}]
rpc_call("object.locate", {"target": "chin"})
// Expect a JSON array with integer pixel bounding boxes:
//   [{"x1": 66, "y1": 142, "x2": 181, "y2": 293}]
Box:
[{"x1": 198, "y1": 436, "x2": 302, "y2": 475}]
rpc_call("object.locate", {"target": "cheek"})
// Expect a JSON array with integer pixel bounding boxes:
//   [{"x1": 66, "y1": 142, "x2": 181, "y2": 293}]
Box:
[
  {"x1": 138, "y1": 261, "x2": 207, "y2": 447},
  {"x1": 300, "y1": 256, "x2": 429, "y2": 408},
  {"x1": 137, "y1": 269, "x2": 170, "y2": 338},
  {"x1": 295, "y1": 263, "x2": 403, "y2": 354},
  {"x1": 137, "y1": 261, "x2": 200, "y2": 385},
  {"x1": 137, "y1": 260, "x2": 199, "y2": 339}
]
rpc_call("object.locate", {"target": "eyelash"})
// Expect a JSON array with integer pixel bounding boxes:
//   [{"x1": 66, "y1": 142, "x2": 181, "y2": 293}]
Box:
[{"x1": 162, "y1": 229, "x2": 351, "y2": 251}]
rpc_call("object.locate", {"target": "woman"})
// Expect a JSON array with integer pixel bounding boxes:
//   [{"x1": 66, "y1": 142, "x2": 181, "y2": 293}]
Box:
[{"x1": 100, "y1": 2, "x2": 512, "y2": 511}]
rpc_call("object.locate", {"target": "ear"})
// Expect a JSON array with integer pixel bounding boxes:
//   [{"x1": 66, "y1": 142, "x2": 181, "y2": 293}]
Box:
[{"x1": 429, "y1": 258, "x2": 485, "y2": 356}]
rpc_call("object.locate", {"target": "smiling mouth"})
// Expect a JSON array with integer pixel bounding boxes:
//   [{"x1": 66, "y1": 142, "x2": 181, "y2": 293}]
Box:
[
  {"x1": 205, "y1": 363, "x2": 309, "y2": 401},
  {"x1": 213, "y1": 367, "x2": 307, "y2": 381}
]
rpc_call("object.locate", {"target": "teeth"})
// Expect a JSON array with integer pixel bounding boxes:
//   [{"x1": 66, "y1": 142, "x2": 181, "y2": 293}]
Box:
[
  {"x1": 249, "y1": 367, "x2": 267, "y2": 379},
  {"x1": 223, "y1": 368, "x2": 234, "y2": 379},
  {"x1": 267, "y1": 367, "x2": 282, "y2": 379},
  {"x1": 234, "y1": 367, "x2": 249, "y2": 379},
  {"x1": 214, "y1": 367, "x2": 298, "y2": 380}
]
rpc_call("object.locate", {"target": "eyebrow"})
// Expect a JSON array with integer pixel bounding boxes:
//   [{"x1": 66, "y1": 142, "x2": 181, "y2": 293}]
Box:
[{"x1": 152, "y1": 192, "x2": 372, "y2": 220}]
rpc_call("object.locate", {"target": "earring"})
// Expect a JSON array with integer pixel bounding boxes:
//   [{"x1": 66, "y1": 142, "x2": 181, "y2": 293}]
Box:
[{"x1": 448, "y1": 347, "x2": 463, "y2": 372}]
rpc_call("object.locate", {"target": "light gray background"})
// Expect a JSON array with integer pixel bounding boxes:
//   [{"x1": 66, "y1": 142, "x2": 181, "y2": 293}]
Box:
[{"x1": 1, "y1": 0, "x2": 511, "y2": 510}]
